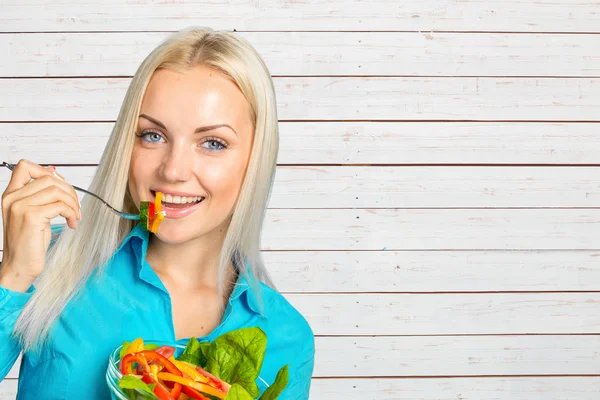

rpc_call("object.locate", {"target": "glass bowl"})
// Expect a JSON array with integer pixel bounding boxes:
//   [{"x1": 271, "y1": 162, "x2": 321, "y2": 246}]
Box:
[
  {"x1": 106, "y1": 341, "x2": 185, "y2": 400},
  {"x1": 106, "y1": 340, "x2": 269, "y2": 399}
]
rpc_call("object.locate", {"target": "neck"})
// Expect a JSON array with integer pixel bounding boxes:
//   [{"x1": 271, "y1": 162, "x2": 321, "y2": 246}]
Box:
[{"x1": 145, "y1": 221, "x2": 236, "y2": 291}]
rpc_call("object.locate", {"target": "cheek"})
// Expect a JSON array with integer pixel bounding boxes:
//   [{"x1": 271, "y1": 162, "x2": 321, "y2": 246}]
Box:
[{"x1": 204, "y1": 160, "x2": 248, "y2": 202}]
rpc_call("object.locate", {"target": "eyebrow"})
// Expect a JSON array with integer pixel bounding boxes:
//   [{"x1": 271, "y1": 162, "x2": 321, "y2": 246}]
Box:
[{"x1": 139, "y1": 114, "x2": 238, "y2": 136}]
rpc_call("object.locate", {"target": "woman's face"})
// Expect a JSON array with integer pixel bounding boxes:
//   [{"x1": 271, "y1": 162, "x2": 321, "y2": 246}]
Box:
[{"x1": 128, "y1": 66, "x2": 254, "y2": 244}]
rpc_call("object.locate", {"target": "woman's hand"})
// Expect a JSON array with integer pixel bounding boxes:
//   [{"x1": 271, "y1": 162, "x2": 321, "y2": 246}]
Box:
[{"x1": 0, "y1": 159, "x2": 81, "y2": 292}]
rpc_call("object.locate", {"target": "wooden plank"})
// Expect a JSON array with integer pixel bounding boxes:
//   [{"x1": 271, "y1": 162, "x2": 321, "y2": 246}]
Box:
[
  {"x1": 3, "y1": 32, "x2": 600, "y2": 77},
  {"x1": 1, "y1": 78, "x2": 599, "y2": 122},
  {"x1": 286, "y1": 293, "x2": 600, "y2": 335},
  {"x1": 313, "y1": 335, "x2": 600, "y2": 377},
  {"x1": 5, "y1": 165, "x2": 600, "y2": 208},
  {"x1": 6, "y1": 335, "x2": 600, "y2": 379},
  {"x1": 310, "y1": 377, "x2": 600, "y2": 400},
  {"x1": 260, "y1": 209, "x2": 600, "y2": 250},
  {"x1": 2, "y1": 121, "x2": 600, "y2": 165},
  {"x1": 272, "y1": 166, "x2": 600, "y2": 208},
  {"x1": 3, "y1": 249, "x2": 600, "y2": 293},
  {"x1": 5, "y1": 208, "x2": 600, "y2": 251},
  {"x1": 0, "y1": 380, "x2": 16, "y2": 399},
  {"x1": 2, "y1": 377, "x2": 599, "y2": 399},
  {"x1": 1, "y1": 0, "x2": 599, "y2": 33},
  {"x1": 263, "y1": 250, "x2": 600, "y2": 293}
]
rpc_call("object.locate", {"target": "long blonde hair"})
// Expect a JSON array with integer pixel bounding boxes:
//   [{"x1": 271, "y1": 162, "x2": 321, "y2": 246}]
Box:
[{"x1": 15, "y1": 27, "x2": 279, "y2": 352}]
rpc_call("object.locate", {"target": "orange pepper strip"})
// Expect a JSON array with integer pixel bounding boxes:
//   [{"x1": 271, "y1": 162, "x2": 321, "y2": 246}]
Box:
[
  {"x1": 155, "y1": 192, "x2": 163, "y2": 214},
  {"x1": 170, "y1": 359, "x2": 210, "y2": 384},
  {"x1": 150, "y1": 192, "x2": 164, "y2": 233},
  {"x1": 157, "y1": 373, "x2": 226, "y2": 399},
  {"x1": 150, "y1": 212, "x2": 164, "y2": 233}
]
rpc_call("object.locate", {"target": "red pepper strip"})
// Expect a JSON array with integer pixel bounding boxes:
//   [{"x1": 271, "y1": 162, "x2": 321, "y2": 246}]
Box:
[
  {"x1": 182, "y1": 386, "x2": 210, "y2": 400},
  {"x1": 142, "y1": 372, "x2": 177, "y2": 400},
  {"x1": 154, "y1": 345, "x2": 176, "y2": 359},
  {"x1": 196, "y1": 365, "x2": 231, "y2": 393},
  {"x1": 136, "y1": 351, "x2": 182, "y2": 375},
  {"x1": 122, "y1": 351, "x2": 183, "y2": 399},
  {"x1": 138, "y1": 351, "x2": 183, "y2": 398},
  {"x1": 120, "y1": 353, "x2": 150, "y2": 375},
  {"x1": 148, "y1": 202, "x2": 156, "y2": 230}
]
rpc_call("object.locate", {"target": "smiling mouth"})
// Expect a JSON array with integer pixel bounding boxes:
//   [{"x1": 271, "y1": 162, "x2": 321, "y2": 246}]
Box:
[{"x1": 151, "y1": 191, "x2": 205, "y2": 209}]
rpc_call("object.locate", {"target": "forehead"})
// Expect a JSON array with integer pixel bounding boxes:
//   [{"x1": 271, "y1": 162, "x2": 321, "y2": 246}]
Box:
[{"x1": 140, "y1": 66, "x2": 252, "y2": 131}]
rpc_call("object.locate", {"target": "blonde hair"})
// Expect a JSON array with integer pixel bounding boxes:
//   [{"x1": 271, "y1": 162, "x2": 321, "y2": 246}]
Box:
[{"x1": 14, "y1": 27, "x2": 279, "y2": 352}]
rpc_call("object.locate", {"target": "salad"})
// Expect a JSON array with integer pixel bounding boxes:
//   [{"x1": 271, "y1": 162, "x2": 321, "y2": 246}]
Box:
[
  {"x1": 116, "y1": 327, "x2": 289, "y2": 400},
  {"x1": 140, "y1": 191, "x2": 165, "y2": 233}
]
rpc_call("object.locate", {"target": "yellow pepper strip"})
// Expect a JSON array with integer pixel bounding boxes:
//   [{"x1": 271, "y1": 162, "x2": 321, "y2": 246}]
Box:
[
  {"x1": 157, "y1": 372, "x2": 226, "y2": 399},
  {"x1": 170, "y1": 359, "x2": 209, "y2": 384},
  {"x1": 128, "y1": 338, "x2": 145, "y2": 354},
  {"x1": 150, "y1": 363, "x2": 162, "y2": 379}
]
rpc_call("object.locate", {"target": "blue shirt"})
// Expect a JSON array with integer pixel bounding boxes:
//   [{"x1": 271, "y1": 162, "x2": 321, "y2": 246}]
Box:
[{"x1": 0, "y1": 224, "x2": 315, "y2": 399}]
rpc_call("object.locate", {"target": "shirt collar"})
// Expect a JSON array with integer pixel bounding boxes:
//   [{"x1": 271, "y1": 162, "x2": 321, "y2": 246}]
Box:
[
  {"x1": 230, "y1": 268, "x2": 265, "y2": 317},
  {"x1": 121, "y1": 223, "x2": 264, "y2": 317}
]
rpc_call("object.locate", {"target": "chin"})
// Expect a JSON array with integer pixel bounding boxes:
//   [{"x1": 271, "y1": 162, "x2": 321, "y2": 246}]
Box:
[
  {"x1": 152, "y1": 223, "x2": 215, "y2": 245},
  {"x1": 153, "y1": 225, "x2": 195, "y2": 244}
]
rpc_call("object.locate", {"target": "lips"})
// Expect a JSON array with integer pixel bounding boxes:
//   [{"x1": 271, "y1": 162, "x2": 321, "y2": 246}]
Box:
[{"x1": 150, "y1": 190, "x2": 205, "y2": 219}]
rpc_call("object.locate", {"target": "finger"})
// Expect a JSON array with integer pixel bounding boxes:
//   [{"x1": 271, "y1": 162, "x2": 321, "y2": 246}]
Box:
[
  {"x1": 8, "y1": 174, "x2": 80, "y2": 218},
  {"x1": 34, "y1": 201, "x2": 79, "y2": 230},
  {"x1": 15, "y1": 186, "x2": 80, "y2": 224},
  {"x1": 27, "y1": 185, "x2": 80, "y2": 216},
  {"x1": 4, "y1": 159, "x2": 55, "y2": 195}
]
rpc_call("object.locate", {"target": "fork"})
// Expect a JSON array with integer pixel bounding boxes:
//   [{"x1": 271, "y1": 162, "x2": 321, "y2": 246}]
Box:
[{"x1": 2, "y1": 162, "x2": 140, "y2": 221}]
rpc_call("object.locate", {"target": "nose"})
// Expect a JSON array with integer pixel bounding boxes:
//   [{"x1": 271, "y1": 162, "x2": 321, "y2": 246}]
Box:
[{"x1": 158, "y1": 143, "x2": 193, "y2": 183}]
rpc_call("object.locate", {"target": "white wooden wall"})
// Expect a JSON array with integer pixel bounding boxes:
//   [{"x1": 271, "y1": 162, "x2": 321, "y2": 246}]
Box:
[{"x1": 1, "y1": 1, "x2": 600, "y2": 399}]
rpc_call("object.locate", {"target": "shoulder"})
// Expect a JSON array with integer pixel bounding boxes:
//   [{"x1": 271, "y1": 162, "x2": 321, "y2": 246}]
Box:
[{"x1": 258, "y1": 283, "x2": 315, "y2": 352}]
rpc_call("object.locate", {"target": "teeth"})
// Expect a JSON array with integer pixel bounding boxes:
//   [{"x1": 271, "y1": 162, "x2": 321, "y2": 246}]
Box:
[{"x1": 161, "y1": 193, "x2": 204, "y2": 204}]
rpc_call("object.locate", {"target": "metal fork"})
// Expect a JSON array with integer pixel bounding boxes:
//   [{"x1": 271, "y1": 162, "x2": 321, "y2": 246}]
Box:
[{"x1": 2, "y1": 162, "x2": 140, "y2": 221}]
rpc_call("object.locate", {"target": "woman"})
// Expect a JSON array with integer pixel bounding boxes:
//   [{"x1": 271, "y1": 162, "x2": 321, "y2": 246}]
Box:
[{"x1": 0, "y1": 28, "x2": 314, "y2": 399}]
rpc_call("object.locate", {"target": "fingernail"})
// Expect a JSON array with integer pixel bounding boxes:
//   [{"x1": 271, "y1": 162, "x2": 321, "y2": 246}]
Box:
[
  {"x1": 53, "y1": 171, "x2": 65, "y2": 181},
  {"x1": 47, "y1": 165, "x2": 56, "y2": 171}
]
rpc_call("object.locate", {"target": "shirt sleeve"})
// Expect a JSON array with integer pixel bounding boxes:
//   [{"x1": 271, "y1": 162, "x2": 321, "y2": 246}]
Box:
[
  {"x1": 0, "y1": 223, "x2": 62, "y2": 379},
  {"x1": 0, "y1": 284, "x2": 35, "y2": 380},
  {"x1": 283, "y1": 330, "x2": 316, "y2": 400}
]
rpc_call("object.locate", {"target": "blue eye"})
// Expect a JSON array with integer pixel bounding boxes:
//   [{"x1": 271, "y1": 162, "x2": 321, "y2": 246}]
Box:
[
  {"x1": 201, "y1": 139, "x2": 227, "y2": 152},
  {"x1": 138, "y1": 130, "x2": 165, "y2": 144}
]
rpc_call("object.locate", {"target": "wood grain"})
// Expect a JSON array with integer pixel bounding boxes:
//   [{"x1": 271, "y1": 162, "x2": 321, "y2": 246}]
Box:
[
  {"x1": 286, "y1": 292, "x2": 600, "y2": 335},
  {"x1": 4, "y1": 165, "x2": 600, "y2": 208},
  {"x1": 2, "y1": 1, "x2": 600, "y2": 398},
  {"x1": 309, "y1": 377, "x2": 600, "y2": 400},
  {"x1": 3, "y1": 249, "x2": 600, "y2": 293},
  {"x1": 5, "y1": 207, "x2": 600, "y2": 251},
  {"x1": 262, "y1": 250, "x2": 600, "y2": 293},
  {"x1": 3, "y1": 377, "x2": 600, "y2": 399},
  {"x1": 1, "y1": 0, "x2": 599, "y2": 33},
  {"x1": 2, "y1": 32, "x2": 600, "y2": 77},
  {"x1": 6, "y1": 335, "x2": 600, "y2": 379},
  {"x1": 1, "y1": 77, "x2": 599, "y2": 122},
  {"x1": 2, "y1": 122, "x2": 600, "y2": 165}
]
